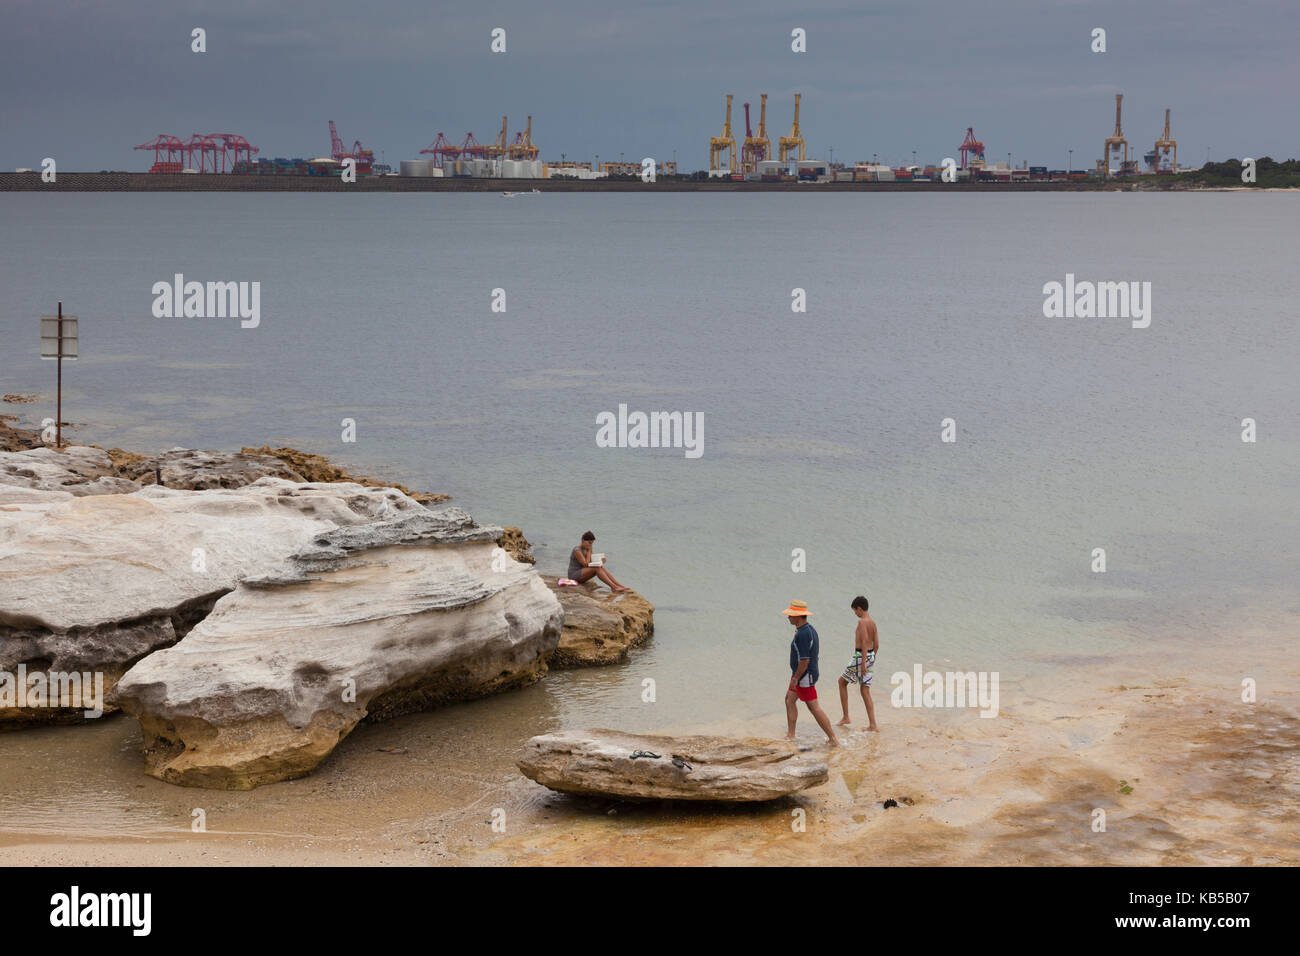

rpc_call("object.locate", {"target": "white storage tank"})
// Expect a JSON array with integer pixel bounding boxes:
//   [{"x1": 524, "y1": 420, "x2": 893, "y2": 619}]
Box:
[{"x1": 400, "y1": 159, "x2": 433, "y2": 177}]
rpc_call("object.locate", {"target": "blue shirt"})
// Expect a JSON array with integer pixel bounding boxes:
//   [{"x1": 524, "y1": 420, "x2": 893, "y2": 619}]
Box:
[{"x1": 789, "y1": 623, "x2": 819, "y2": 683}]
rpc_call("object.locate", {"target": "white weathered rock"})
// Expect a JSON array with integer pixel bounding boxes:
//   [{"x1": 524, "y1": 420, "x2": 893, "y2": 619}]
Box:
[
  {"x1": 0, "y1": 476, "x2": 435, "y2": 725},
  {"x1": 115, "y1": 510, "x2": 563, "y2": 789},
  {"x1": 518, "y1": 729, "x2": 830, "y2": 802},
  {"x1": 0, "y1": 445, "x2": 137, "y2": 496}
]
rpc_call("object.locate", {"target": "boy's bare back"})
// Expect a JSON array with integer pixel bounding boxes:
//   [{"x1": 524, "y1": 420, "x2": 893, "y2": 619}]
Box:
[{"x1": 856, "y1": 614, "x2": 878, "y2": 654}]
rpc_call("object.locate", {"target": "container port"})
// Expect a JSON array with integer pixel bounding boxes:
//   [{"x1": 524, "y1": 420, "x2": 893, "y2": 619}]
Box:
[{"x1": 117, "y1": 91, "x2": 1190, "y2": 185}]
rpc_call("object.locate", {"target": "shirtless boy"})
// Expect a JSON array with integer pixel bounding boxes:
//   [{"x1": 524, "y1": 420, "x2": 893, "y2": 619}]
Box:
[{"x1": 836, "y1": 595, "x2": 879, "y2": 731}]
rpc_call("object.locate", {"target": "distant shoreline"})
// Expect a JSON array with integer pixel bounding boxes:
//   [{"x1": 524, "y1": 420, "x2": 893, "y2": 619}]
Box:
[{"x1": 0, "y1": 171, "x2": 1241, "y2": 193}]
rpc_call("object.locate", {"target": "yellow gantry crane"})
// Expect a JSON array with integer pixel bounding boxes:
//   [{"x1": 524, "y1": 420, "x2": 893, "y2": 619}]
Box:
[
  {"x1": 710, "y1": 94, "x2": 738, "y2": 172},
  {"x1": 1154, "y1": 108, "x2": 1176, "y2": 174},
  {"x1": 508, "y1": 115, "x2": 540, "y2": 161},
  {"x1": 741, "y1": 93, "x2": 772, "y2": 172},
  {"x1": 485, "y1": 116, "x2": 510, "y2": 160},
  {"x1": 778, "y1": 92, "x2": 805, "y2": 164},
  {"x1": 1101, "y1": 93, "x2": 1130, "y2": 178}
]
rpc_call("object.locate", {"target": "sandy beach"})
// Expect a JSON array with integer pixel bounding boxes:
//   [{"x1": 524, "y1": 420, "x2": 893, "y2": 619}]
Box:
[{"x1": 4, "y1": 604, "x2": 1294, "y2": 867}]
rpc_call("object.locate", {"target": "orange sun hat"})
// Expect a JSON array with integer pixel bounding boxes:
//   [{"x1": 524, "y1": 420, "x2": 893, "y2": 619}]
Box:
[{"x1": 780, "y1": 600, "x2": 813, "y2": 616}]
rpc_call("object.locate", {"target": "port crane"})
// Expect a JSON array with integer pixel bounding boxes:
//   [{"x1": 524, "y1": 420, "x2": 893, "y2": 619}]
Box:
[
  {"x1": 958, "y1": 127, "x2": 985, "y2": 169},
  {"x1": 134, "y1": 134, "x2": 188, "y2": 172},
  {"x1": 710, "y1": 94, "x2": 738, "y2": 172},
  {"x1": 420, "y1": 132, "x2": 460, "y2": 169},
  {"x1": 741, "y1": 94, "x2": 771, "y2": 172},
  {"x1": 204, "y1": 134, "x2": 258, "y2": 171},
  {"x1": 509, "y1": 116, "x2": 540, "y2": 161},
  {"x1": 329, "y1": 121, "x2": 374, "y2": 172},
  {"x1": 1100, "y1": 94, "x2": 1134, "y2": 178},
  {"x1": 459, "y1": 132, "x2": 487, "y2": 160},
  {"x1": 485, "y1": 116, "x2": 510, "y2": 161},
  {"x1": 1154, "y1": 108, "x2": 1176, "y2": 174},
  {"x1": 778, "y1": 93, "x2": 805, "y2": 164}
]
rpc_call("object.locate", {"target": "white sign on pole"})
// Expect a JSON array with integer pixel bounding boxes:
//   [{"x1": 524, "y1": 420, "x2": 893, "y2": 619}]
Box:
[{"x1": 40, "y1": 315, "x2": 78, "y2": 359}]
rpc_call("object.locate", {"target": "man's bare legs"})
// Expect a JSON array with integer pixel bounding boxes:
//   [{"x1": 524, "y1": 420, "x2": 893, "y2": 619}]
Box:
[
  {"x1": 806, "y1": 699, "x2": 840, "y2": 746},
  {"x1": 836, "y1": 676, "x2": 852, "y2": 725},
  {"x1": 786, "y1": 690, "x2": 839, "y2": 746},
  {"x1": 862, "y1": 686, "x2": 879, "y2": 732}
]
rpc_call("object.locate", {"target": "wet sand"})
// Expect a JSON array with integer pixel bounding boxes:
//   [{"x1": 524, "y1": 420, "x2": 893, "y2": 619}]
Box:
[{"x1": 3, "y1": 617, "x2": 1295, "y2": 867}]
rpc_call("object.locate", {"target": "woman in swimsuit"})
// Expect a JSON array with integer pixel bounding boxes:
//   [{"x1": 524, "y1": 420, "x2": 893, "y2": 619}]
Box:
[{"x1": 567, "y1": 531, "x2": 631, "y2": 591}]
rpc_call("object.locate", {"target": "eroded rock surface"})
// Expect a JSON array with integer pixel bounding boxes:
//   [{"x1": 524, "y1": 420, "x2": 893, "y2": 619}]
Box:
[
  {"x1": 114, "y1": 448, "x2": 307, "y2": 489},
  {"x1": 0, "y1": 471, "x2": 439, "y2": 726},
  {"x1": 0, "y1": 446, "x2": 136, "y2": 496},
  {"x1": 518, "y1": 729, "x2": 830, "y2": 802},
  {"x1": 242, "y1": 445, "x2": 449, "y2": 503},
  {"x1": 114, "y1": 508, "x2": 562, "y2": 789},
  {"x1": 545, "y1": 578, "x2": 654, "y2": 666}
]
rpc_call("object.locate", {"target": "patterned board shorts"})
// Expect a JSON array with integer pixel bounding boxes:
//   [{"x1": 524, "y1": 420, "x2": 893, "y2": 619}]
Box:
[{"x1": 842, "y1": 650, "x2": 876, "y2": 687}]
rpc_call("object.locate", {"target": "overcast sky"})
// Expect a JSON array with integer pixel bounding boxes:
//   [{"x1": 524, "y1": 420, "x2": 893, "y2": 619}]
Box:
[{"x1": 3, "y1": 0, "x2": 1296, "y2": 171}]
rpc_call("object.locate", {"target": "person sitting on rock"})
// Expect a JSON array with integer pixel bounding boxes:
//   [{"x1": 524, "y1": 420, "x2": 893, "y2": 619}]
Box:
[{"x1": 567, "y1": 530, "x2": 631, "y2": 591}]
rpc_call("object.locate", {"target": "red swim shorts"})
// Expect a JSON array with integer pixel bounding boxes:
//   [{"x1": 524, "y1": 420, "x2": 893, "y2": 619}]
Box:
[{"x1": 795, "y1": 684, "x2": 817, "y2": 702}]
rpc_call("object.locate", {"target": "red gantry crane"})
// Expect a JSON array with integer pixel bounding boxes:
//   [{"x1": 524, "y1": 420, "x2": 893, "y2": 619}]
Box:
[
  {"x1": 204, "y1": 133, "x2": 258, "y2": 171},
  {"x1": 134, "y1": 135, "x2": 188, "y2": 173},
  {"x1": 182, "y1": 134, "x2": 222, "y2": 172},
  {"x1": 958, "y1": 127, "x2": 985, "y2": 169},
  {"x1": 328, "y1": 120, "x2": 374, "y2": 173},
  {"x1": 136, "y1": 133, "x2": 259, "y2": 172},
  {"x1": 459, "y1": 132, "x2": 488, "y2": 160},
  {"x1": 421, "y1": 132, "x2": 460, "y2": 168}
]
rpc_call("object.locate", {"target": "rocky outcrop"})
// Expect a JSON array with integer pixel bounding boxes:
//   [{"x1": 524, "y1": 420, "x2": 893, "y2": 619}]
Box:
[
  {"x1": 0, "y1": 445, "x2": 137, "y2": 496},
  {"x1": 114, "y1": 507, "x2": 562, "y2": 789},
  {"x1": 112, "y1": 448, "x2": 307, "y2": 489},
  {"x1": 497, "y1": 526, "x2": 535, "y2": 564},
  {"x1": 545, "y1": 578, "x2": 654, "y2": 667},
  {"x1": 518, "y1": 729, "x2": 830, "y2": 802},
  {"x1": 0, "y1": 469, "x2": 444, "y2": 726},
  {"x1": 242, "y1": 445, "x2": 449, "y2": 503}
]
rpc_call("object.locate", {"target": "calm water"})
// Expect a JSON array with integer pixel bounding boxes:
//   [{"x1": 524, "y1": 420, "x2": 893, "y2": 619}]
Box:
[{"x1": 2, "y1": 191, "x2": 1298, "y2": 742}]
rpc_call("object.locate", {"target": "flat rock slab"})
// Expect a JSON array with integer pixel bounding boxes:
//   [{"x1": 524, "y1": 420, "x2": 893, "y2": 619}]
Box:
[
  {"x1": 518, "y1": 729, "x2": 829, "y2": 802},
  {"x1": 545, "y1": 578, "x2": 654, "y2": 667}
]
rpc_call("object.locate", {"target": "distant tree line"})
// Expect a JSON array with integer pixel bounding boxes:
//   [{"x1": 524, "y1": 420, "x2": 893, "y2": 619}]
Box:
[{"x1": 1180, "y1": 157, "x2": 1300, "y2": 187}]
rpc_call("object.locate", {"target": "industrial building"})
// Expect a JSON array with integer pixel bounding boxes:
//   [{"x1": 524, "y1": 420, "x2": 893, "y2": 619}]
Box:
[{"x1": 598, "y1": 161, "x2": 678, "y2": 177}]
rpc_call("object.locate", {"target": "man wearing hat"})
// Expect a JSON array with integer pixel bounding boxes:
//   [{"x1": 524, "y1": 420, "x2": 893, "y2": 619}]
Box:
[{"x1": 783, "y1": 600, "x2": 839, "y2": 746}]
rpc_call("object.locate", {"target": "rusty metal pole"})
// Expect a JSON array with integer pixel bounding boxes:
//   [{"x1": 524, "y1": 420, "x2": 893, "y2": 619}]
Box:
[{"x1": 56, "y1": 300, "x2": 63, "y2": 449}]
